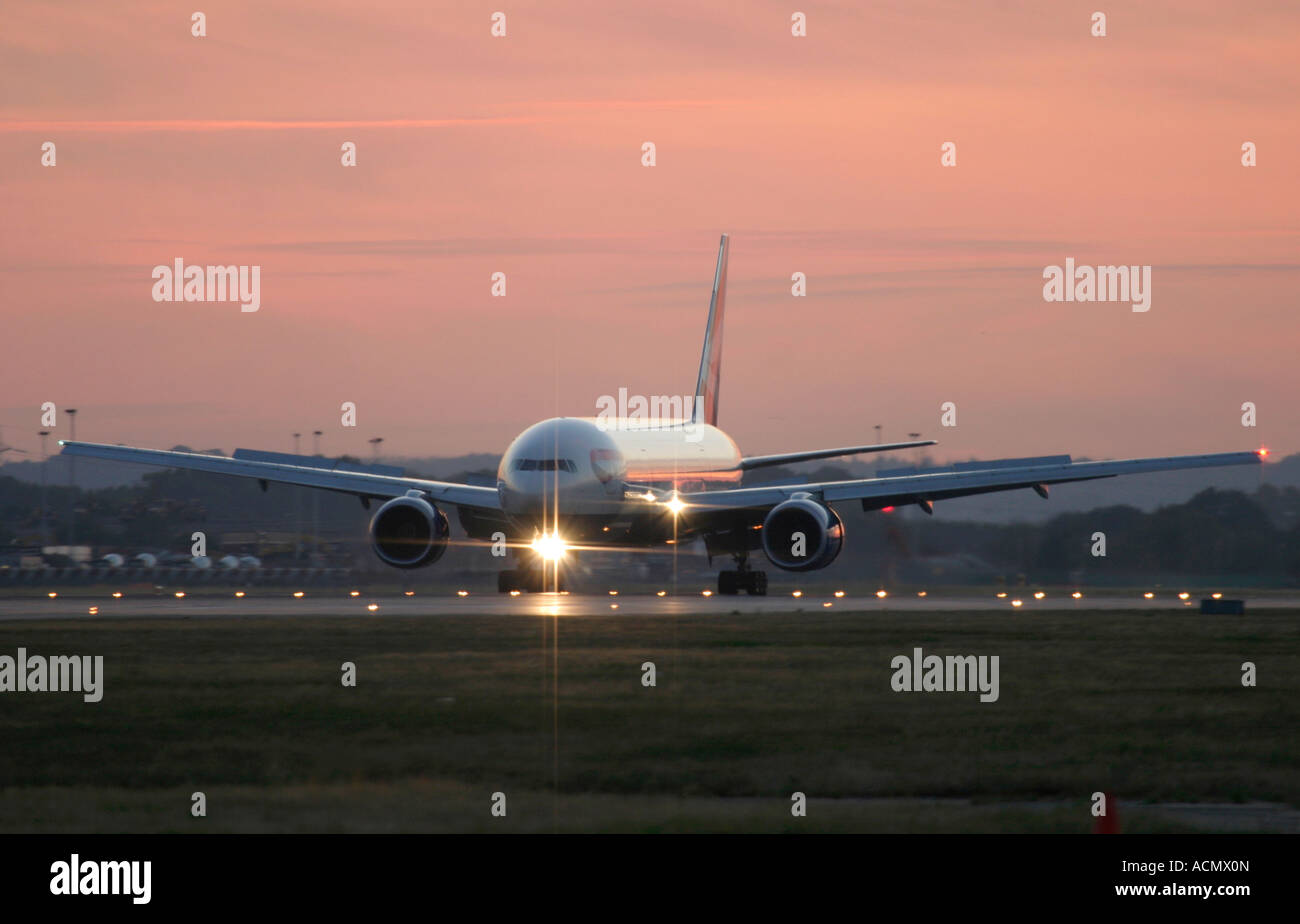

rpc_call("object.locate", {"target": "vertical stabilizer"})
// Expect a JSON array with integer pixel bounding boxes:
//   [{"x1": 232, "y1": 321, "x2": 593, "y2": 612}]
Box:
[{"x1": 692, "y1": 233, "x2": 729, "y2": 425}]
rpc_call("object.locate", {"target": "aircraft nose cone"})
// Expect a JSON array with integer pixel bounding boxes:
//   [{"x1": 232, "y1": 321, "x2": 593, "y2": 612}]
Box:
[{"x1": 497, "y1": 417, "x2": 622, "y2": 526}]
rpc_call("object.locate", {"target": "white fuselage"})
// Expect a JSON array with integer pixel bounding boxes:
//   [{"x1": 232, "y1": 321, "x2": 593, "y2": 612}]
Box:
[{"x1": 496, "y1": 417, "x2": 741, "y2": 533}]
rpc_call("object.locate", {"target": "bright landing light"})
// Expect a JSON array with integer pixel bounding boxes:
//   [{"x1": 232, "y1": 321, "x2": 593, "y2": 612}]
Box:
[
  {"x1": 665, "y1": 494, "x2": 686, "y2": 516},
  {"x1": 530, "y1": 532, "x2": 568, "y2": 561}
]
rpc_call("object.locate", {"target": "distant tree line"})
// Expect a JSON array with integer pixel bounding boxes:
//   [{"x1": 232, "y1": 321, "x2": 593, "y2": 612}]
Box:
[{"x1": 2, "y1": 467, "x2": 1298, "y2": 585}]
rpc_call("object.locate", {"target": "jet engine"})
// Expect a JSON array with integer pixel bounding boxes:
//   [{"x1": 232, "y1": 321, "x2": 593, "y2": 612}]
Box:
[
  {"x1": 368, "y1": 494, "x2": 450, "y2": 569},
  {"x1": 761, "y1": 496, "x2": 844, "y2": 571}
]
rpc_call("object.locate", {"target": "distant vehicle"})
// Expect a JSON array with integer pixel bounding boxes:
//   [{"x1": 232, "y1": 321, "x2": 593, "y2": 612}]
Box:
[
  {"x1": 62, "y1": 235, "x2": 1264, "y2": 595},
  {"x1": 43, "y1": 545, "x2": 92, "y2": 565}
]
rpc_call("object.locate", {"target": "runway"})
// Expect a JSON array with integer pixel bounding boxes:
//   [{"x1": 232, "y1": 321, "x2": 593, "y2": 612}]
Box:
[{"x1": 2, "y1": 589, "x2": 1297, "y2": 620}]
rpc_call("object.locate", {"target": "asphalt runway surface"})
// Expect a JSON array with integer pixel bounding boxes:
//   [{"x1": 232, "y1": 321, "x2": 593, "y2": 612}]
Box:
[{"x1": 2, "y1": 590, "x2": 1297, "y2": 620}]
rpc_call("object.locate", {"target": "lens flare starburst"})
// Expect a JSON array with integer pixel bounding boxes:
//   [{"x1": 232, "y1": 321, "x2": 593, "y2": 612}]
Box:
[{"x1": 530, "y1": 532, "x2": 568, "y2": 561}]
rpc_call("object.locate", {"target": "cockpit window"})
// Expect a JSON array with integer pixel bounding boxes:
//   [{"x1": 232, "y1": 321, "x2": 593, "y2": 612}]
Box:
[{"x1": 514, "y1": 458, "x2": 576, "y2": 472}]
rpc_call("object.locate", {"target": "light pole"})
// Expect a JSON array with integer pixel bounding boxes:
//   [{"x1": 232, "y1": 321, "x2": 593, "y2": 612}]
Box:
[
  {"x1": 38, "y1": 430, "x2": 49, "y2": 545},
  {"x1": 66, "y1": 408, "x2": 77, "y2": 547},
  {"x1": 369, "y1": 437, "x2": 383, "y2": 461},
  {"x1": 312, "y1": 430, "x2": 322, "y2": 561},
  {"x1": 292, "y1": 432, "x2": 302, "y2": 560}
]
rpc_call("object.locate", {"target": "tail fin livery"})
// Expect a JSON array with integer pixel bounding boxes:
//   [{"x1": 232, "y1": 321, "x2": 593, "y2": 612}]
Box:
[{"x1": 692, "y1": 233, "x2": 729, "y2": 426}]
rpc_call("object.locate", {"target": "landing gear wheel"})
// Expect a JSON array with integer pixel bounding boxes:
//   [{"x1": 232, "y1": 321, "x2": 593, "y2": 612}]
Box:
[
  {"x1": 746, "y1": 571, "x2": 768, "y2": 596},
  {"x1": 718, "y1": 570, "x2": 739, "y2": 595}
]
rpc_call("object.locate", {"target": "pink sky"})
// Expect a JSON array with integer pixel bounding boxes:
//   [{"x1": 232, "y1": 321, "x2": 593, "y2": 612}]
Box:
[{"x1": 2, "y1": 1, "x2": 1297, "y2": 463}]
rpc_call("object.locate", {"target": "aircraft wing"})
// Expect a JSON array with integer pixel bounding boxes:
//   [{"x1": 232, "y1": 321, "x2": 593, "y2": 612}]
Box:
[
  {"x1": 679, "y1": 451, "x2": 1263, "y2": 513},
  {"x1": 58, "y1": 441, "x2": 501, "y2": 510}
]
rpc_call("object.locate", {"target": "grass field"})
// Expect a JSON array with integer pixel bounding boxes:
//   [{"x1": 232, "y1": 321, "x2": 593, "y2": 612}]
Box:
[{"x1": 1, "y1": 607, "x2": 1297, "y2": 832}]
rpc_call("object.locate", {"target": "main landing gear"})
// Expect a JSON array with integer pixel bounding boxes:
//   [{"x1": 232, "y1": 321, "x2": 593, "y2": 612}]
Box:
[{"x1": 717, "y1": 552, "x2": 767, "y2": 596}]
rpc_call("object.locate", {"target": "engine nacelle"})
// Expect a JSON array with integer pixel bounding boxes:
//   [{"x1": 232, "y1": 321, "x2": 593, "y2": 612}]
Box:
[
  {"x1": 761, "y1": 497, "x2": 844, "y2": 572},
  {"x1": 368, "y1": 494, "x2": 450, "y2": 569}
]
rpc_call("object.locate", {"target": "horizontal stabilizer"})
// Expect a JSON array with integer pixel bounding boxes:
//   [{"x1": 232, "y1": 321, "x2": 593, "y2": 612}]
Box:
[{"x1": 741, "y1": 440, "x2": 937, "y2": 471}]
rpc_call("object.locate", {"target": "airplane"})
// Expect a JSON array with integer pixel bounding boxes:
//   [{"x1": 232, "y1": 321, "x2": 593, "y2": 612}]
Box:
[{"x1": 60, "y1": 234, "x2": 1265, "y2": 595}]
